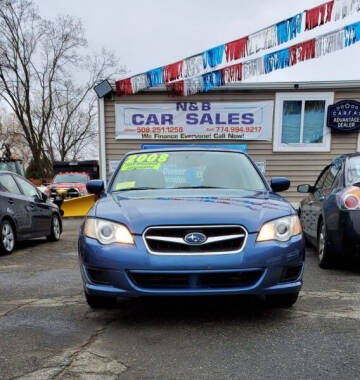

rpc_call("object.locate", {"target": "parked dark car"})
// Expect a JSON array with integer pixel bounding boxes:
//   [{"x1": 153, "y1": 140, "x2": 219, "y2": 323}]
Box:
[
  {"x1": 0, "y1": 171, "x2": 62, "y2": 255},
  {"x1": 298, "y1": 153, "x2": 360, "y2": 268}
]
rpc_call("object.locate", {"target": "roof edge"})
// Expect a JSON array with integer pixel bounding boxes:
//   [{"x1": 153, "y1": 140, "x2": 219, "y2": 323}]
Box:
[
  {"x1": 147, "y1": 80, "x2": 360, "y2": 91},
  {"x1": 110, "y1": 80, "x2": 360, "y2": 93}
]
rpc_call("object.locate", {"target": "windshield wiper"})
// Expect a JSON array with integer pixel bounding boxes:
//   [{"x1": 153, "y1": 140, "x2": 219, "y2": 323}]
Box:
[
  {"x1": 172, "y1": 186, "x2": 227, "y2": 189},
  {"x1": 112, "y1": 187, "x2": 162, "y2": 192}
]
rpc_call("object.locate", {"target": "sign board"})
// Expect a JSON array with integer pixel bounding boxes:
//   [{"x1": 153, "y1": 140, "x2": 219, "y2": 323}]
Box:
[
  {"x1": 115, "y1": 101, "x2": 274, "y2": 141},
  {"x1": 327, "y1": 100, "x2": 360, "y2": 132}
]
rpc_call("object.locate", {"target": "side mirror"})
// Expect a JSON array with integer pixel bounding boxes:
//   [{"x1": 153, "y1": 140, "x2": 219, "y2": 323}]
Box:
[
  {"x1": 270, "y1": 177, "x2": 290, "y2": 192},
  {"x1": 297, "y1": 184, "x2": 312, "y2": 193},
  {"x1": 86, "y1": 180, "x2": 104, "y2": 195}
]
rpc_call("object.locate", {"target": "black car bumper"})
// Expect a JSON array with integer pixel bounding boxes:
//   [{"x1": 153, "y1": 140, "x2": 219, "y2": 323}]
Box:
[{"x1": 327, "y1": 210, "x2": 360, "y2": 256}]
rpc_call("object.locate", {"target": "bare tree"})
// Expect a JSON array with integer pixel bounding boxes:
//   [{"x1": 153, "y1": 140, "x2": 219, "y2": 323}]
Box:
[
  {"x1": 44, "y1": 79, "x2": 98, "y2": 161},
  {"x1": 0, "y1": 0, "x2": 123, "y2": 177},
  {"x1": 0, "y1": 108, "x2": 31, "y2": 163},
  {"x1": 43, "y1": 48, "x2": 122, "y2": 162}
]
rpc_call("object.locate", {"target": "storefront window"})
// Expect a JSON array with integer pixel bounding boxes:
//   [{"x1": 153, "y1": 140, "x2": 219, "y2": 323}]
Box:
[
  {"x1": 281, "y1": 101, "x2": 301, "y2": 143},
  {"x1": 274, "y1": 92, "x2": 333, "y2": 152},
  {"x1": 303, "y1": 101, "x2": 325, "y2": 143}
]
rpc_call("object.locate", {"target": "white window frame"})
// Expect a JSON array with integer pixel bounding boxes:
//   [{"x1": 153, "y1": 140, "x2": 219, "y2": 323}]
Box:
[{"x1": 273, "y1": 92, "x2": 334, "y2": 152}]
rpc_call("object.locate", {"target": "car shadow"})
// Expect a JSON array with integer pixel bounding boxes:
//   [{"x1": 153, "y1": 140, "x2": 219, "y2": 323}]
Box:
[
  {"x1": 102, "y1": 295, "x2": 296, "y2": 325},
  {"x1": 306, "y1": 247, "x2": 360, "y2": 275},
  {"x1": 328, "y1": 260, "x2": 360, "y2": 274},
  {"x1": 15, "y1": 238, "x2": 49, "y2": 249}
]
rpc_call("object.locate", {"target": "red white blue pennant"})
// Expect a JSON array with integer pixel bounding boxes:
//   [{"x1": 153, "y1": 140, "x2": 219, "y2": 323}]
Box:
[{"x1": 115, "y1": 0, "x2": 360, "y2": 96}]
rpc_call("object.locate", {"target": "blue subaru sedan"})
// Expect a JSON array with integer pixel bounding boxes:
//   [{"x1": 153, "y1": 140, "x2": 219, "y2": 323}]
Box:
[{"x1": 78, "y1": 149, "x2": 305, "y2": 308}]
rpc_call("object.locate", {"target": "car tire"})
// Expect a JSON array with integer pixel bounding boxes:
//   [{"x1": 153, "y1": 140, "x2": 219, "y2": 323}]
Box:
[
  {"x1": 0, "y1": 219, "x2": 15, "y2": 255},
  {"x1": 85, "y1": 293, "x2": 117, "y2": 309},
  {"x1": 47, "y1": 214, "x2": 61, "y2": 242},
  {"x1": 317, "y1": 220, "x2": 334, "y2": 269},
  {"x1": 265, "y1": 292, "x2": 299, "y2": 308}
]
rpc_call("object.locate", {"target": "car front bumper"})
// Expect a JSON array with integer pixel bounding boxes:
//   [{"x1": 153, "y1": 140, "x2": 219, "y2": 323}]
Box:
[{"x1": 78, "y1": 233, "x2": 305, "y2": 298}]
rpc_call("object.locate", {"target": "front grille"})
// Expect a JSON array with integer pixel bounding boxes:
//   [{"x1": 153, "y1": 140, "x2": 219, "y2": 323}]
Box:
[
  {"x1": 200, "y1": 271, "x2": 262, "y2": 288},
  {"x1": 143, "y1": 225, "x2": 247, "y2": 255},
  {"x1": 67, "y1": 188, "x2": 80, "y2": 198},
  {"x1": 128, "y1": 270, "x2": 263, "y2": 289},
  {"x1": 129, "y1": 273, "x2": 188, "y2": 288},
  {"x1": 50, "y1": 188, "x2": 80, "y2": 199}
]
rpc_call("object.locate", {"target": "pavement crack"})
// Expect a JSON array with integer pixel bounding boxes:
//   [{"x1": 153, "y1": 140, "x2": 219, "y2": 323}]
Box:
[
  {"x1": 51, "y1": 317, "x2": 127, "y2": 379},
  {"x1": 9, "y1": 316, "x2": 127, "y2": 380},
  {"x1": 0, "y1": 294, "x2": 84, "y2": 318},
  {"x1": 50, "y1": 326, "x2": 109, "y2": 379},
  {"x1": 0, "y1": 299, "x2": 37, "y2": 318}
]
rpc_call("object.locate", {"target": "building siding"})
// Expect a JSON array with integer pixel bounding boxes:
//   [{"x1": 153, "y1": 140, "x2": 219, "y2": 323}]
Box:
[{"x1": 102, "y1": 88, "x2": 360, "y2": 202}]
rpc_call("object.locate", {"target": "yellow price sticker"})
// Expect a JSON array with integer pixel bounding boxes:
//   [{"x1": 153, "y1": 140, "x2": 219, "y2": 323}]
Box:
[
  {"x1": 121, "y1": 153, "x2": 169, "y2": 171},
  {"x1": 115, "y1": 181, "x2": 136, "y2": 190}
]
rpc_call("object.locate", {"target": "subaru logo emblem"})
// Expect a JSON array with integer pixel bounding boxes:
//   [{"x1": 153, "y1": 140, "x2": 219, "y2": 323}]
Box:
[{"x1": 184, "y1": 232, "x2": 207, "y2": 245}]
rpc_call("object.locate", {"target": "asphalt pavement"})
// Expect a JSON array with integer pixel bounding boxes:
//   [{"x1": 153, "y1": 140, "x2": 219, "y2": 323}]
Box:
[{"x1": 0, "y1": 219, "x2": 360, "y2": 380}]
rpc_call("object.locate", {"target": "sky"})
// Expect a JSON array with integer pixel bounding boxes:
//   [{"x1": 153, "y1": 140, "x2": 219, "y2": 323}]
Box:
[{"x1": 33, "y1": 0, "x2": 359, "y2": 82}]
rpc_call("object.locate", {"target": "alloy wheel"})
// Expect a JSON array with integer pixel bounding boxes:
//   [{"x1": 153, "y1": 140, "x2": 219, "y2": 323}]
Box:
[
  {"x1": 53, "y1": 216, "x2": 61, "y2": 240},
  {"x1": 318, "y1": 224, "x2": 325, "y2": 262},
  {"x1": 2, "y1": 222, "x2": 14, "y2": 252}
]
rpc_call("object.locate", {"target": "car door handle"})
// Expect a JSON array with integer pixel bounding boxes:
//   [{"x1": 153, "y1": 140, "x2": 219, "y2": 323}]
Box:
[{"x1": 8, "y1": 199, "x2": 14, "y2": 205}]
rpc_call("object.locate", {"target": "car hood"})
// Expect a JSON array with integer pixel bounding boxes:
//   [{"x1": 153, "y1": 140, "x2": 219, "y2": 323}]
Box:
[{"x1": 92, "y1": 189, "x2": 295, "y2": 234}]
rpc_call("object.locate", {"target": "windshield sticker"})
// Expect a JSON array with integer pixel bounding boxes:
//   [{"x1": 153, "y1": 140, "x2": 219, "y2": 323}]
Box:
[
  {"x1": 161, "y1": 166, "x2": 202, "y2": 187},
  {"x1": 115, "y1": 181, "x2": 136, "y2": 190},
  {"x1": 121, "y1": 153, "x2": 169, "y2": 171}
]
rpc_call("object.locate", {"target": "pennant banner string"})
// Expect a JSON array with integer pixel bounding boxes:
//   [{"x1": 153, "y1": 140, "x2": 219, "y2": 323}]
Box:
[
  {"x1": 130, "y1": 74, "x2": 149, "y2": 94},
  {"x1": 162, "y1": 21, "x2": 359, "y2": 96},
  {"x1": 333, "y1": 0, "x2": 360, "y2": 21},
  {"x1": 115, "y1": 1, "x2": 360, "y2": 96}
]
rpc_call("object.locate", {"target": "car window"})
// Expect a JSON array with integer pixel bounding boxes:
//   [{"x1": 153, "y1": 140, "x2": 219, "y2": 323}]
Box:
[
  {"x1": 0, "y1": 174, "x2": 22, "y2": 194},
  {"x1": 331, "y1": 164, "x2": 342, "y2": 190},
  {"x1": 15, "y1": 176, "x2": 40, "y2": 200},
  {"x1": 53, "y1": 173, "x2": 88, "y2": 183},
  {"x1": 315, "y1": 166, "x2": 330, "y2": 190},
  {"x1": 331, "y1": 170, "x2": 342, "y2": 190},
  {"x1": 346, "y1": 156, "x2": 360, "y2": 185},
  {"x1": 323, "y1": 165, "x2": 341, "y2": 190}
]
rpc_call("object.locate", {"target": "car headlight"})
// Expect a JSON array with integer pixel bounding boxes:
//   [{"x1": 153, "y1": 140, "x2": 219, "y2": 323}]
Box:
[
  {"x1": 84, "y1": 218, "x2": 134, "y2": 245},
  {"x1": 257, "y1": 215, "x2": 302, "y2": 242}
]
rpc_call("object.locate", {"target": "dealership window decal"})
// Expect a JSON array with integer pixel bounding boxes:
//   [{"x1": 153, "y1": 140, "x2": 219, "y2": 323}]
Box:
[{"x1": 274, "y1": 92, "x2": 333, "y2": 152}]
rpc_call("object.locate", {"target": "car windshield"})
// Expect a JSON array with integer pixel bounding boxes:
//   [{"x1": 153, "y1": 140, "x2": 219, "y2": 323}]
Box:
[
  {"x1": 347, "y1": 156, "x2": 360, "y2": 185},
  {"x1": 111, "y1": 151, "x2": 266, "y2": 192},
  {"x1": 53, "y1": 173, "x2": 88, "y2": 184}
]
